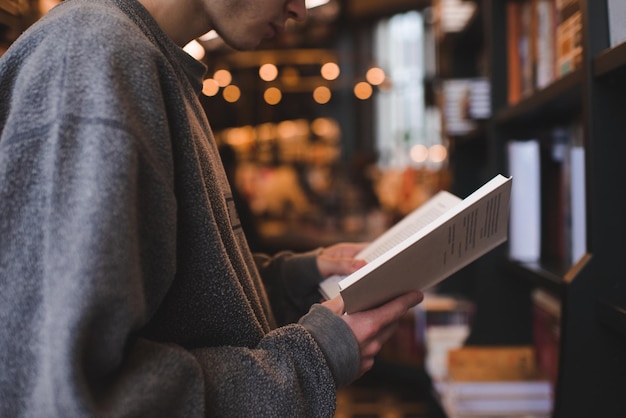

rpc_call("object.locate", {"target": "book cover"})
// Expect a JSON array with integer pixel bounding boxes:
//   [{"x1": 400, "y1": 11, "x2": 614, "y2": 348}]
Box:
[
  {"x1": 541, "y1": 129, "x2": 568, "y2": 262},
  {"x1": 507, "y1": 140, "x2": 541, "y2": 262},
  {"x1": 448, "y1": 380, "x2": 552, "y2": 399},
  {"x1": 444, "y1": 379, "x2": 553, "y2": 416},
  {"x1": 555, "y1": 0, "x2": 582, "y2": 77},
  {"x1": 532, "y1": 288, "x2": 561, "y2": 387},
  {"x1": 568, "y1": 122, "x2": 586, "y2": 262},
  {"x1": 535, "y1": 0, "x2": 557, "y2": 89},
  {"x1": 507, "y1": 0, "x2": 522, "y2": 104},
  {"x1": 320, "y1": 174, "x2": 511, "y2": 314},
  {"x1": 447, "y1": 346, "x2": 538, "y2": 382},
  {"x1": 608, "y1": 0, "x2": 626, "y2": 47}
]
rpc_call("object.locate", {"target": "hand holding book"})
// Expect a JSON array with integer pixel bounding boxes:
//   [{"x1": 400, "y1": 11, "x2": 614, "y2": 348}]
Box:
[{"x1": 319, "y1": 175, "x2": 512, "y2": 314}]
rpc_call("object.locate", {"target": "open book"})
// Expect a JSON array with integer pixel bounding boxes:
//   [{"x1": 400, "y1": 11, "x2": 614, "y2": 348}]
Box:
[{"x1": 319, "y1": 174, "x2": 512, "y2": 313}]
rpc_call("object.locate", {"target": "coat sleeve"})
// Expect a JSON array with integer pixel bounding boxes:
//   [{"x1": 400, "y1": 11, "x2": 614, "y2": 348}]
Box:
[{"x1": 254, "y1": 250, "x2": 327, "y2": 325}]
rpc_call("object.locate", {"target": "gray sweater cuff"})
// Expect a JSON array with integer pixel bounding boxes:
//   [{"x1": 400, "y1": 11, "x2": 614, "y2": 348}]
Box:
[
  {"x1": 298, "y1": 304, "x2": 360, "y2": 388},
  {"x1": 281, "y1": 249, "x2": 323, "y2": 298}
]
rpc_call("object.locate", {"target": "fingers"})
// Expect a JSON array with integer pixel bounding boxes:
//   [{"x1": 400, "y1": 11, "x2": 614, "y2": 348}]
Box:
[
  {"x1": 339, "y1": 291, "x2": 423, "y2": 377},
  {"x1": 321, "y1": 242, "x2": 369, "y2": 258},
  {"x1": 318, "y1": 256, "x2": 366, "y2": 278},
  {"x1": 316, "y1": 242, "x2": 370, "y2": 277},
  {"x1": 363, "y1": 291, "x2": 423, "y2": 326}
]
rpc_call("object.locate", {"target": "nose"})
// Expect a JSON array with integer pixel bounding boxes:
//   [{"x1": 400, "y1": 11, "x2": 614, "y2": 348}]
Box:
[{"x1": 286, "y1": 0, "x2": 307, "y2": 22}]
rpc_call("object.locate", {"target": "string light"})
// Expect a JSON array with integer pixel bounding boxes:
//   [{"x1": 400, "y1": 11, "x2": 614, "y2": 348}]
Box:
[
  {"x1": 259, "y1": 63, "x2": 278, "y2": 81},
  {"x1": 223, "y1": 85, "x2": 241, "y2": 103},
  {"x1": 264, "y1": 87, "x2": 282, "y2": 105},
  {"x1": 320, "y1": 62, "x2": 340, "y2": 81},
  {"x1": 313, "y1": 86, "x2": 332, "y2": 104},
  {"x1": 429, "y1": 144, "x2": 448, "y2": 163},
  {"x1": 202, "y1": 78, "x2": 220, "y2": 96},
  {"x1": 354, "y1": 82, "x2": 373, "y2": 100},
  {"x1": 213, "y1": 69, "x2": 232, "y2": 87},
  {"x1": 366, "y1": 67, "x2": 385, "y2": 85}
]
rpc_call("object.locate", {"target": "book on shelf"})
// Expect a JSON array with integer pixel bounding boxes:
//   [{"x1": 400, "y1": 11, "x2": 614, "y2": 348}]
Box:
[
  {"x1": 532, "y1": 288, "x2": 561, "y2": 387},
  {"x1": 507, "y1": 0, "x2": 558, "y2": 104},
  {"x1": 441, "y1": 78, "x2": 490, "y2": 136},
  {"x1": 507, "y1": 123, "x2": 585, "y2": 265},
  {"x1": 535, "y1": 0, "x2": 557, "y2": 89},
  {"x1": 420, "y1": 294, "x2": 475, "y2": 382},
  {"x1": 319, "y1": 174, "x2": 512, "y2": 314},
  {"x1": 447, "y1": 346, "x2": 538, "y2": 382},
  {"x1": 507, "y1": 140, "x2": 541, "y2": 262},
  {"x1": 506, "y1": 0, "x2": 522, "y2": 104},
  {"x1": 567, "y1": 122, "x2": 586, "y2": 262},
  {"x1": 440, "y1": 346, "x2": 553, "y2": 418},
  {"x1": 555, "y1": 0, "x2": 582, "y2": 77},
  {"x1": 445, "y1": 393, "x2": 552, "y2": 417},
  {"x1": 541, "y1": 128, "x2": 569, "y2": 262},
  {"x1": 447, "y1": 379, "x2": 552, "y2": 399},
  {"x1": 608, "y1": 0, "x2": 626, "y2": 47}
]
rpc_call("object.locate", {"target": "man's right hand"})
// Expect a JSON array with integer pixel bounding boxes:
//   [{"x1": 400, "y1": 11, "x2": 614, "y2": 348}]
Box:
[{"x1": 322, "y1": 291, "x2": 423, "y2": 378}]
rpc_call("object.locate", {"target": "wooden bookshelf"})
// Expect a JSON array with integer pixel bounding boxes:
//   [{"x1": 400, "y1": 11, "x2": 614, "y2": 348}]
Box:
[
  {"x1": 474, "y1": 0, "x2": 626, "y2": 416},
  {"x1": 494, "y1": 70, "x2": 583, "y2": 127},
  {"x1": 596, "y1": 301, "x2": 626, "y2": 338},
  {"x1": 506, "y1": 260, "x2": 567, "y2": 295},
  {"x1": 593, "y1": 40, "x2": 626, "y2": 77}
]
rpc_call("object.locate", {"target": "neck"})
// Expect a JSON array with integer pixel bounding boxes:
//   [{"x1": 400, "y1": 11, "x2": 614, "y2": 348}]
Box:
[{"x1": 137, "y1": 0, "x2": 212, "y2": 47}]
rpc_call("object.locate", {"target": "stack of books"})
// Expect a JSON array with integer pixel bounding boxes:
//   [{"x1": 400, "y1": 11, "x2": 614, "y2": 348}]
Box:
[{"x1": 438, "y1": 346, "x2": 553, "y2": 418}]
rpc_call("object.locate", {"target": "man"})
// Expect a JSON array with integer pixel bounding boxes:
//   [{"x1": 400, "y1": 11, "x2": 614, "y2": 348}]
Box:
[{"x1": 0, "y1": 0, "x2": 423, "y2": 416}]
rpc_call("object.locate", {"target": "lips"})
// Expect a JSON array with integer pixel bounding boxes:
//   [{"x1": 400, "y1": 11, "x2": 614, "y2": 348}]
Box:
[
  {"x1": 266, "y1": 24, "x2": 276, "y2": 39},
  {"x1": 266, "y1": 22, "x2": 285, "y2": 39}
]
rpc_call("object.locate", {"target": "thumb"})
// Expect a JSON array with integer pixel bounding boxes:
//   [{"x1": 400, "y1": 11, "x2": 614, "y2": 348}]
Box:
[{"x1": 322, "y1": 295, "x2": 345, "y2": 315}]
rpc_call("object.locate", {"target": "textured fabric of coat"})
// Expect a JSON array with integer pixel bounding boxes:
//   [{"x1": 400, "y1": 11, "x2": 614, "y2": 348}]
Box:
[{"x1": 0, "y1": 0, "x2": 359, "y2": 416}]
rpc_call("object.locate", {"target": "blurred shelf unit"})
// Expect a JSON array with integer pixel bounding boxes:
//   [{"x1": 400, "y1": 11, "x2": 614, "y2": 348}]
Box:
[
  {"x1": 431, "y1": 0, "x2": 491, "y2": 151},
  {"x1": 485, "y1": 0, "x2": 626, "y2": 416},
  {"x1": 0, "y1": 0, "x2": 22, "y2": 45},
  {"x1": 0, "y1": 0, "x2": 43, "y2": 50}
]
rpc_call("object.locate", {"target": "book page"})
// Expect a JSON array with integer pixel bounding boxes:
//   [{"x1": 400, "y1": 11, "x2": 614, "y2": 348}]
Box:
[
  {"x1": 358, "y1": 191, "x2": 463, "y2": 262},
  {"x1": 318, "y1": 191, "x2": 462, "y2": 300},
  {"x1": 339, "y1": 175, "x2": 511, "y2": 313}
]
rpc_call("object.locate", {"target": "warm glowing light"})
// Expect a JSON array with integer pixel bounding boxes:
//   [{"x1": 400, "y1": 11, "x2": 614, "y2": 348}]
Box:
[
  {"x1": 429, "y1": 144, "x2": 448, "y2": 163},
  {"x1": 183, "y1": 40, "x2": 205, "y2": 61},
  {"x1": 311, "y1": 118, "x2": 331, "y2": 137},
  {"x1": 320, "y1": 62, "x2": 340, "y2": 81},
  {"x1": 264, "y1": 87, "x2": 282, "y2": 105},
  {"x1": 313, "y1": 86, "x2": 332, "y2": 104},
  {"x1": 259, "y1": 63, "x2": 278, "y2": 81},
  {"x1": 222, "y1": 85, "x2": 241, "y2": 103},
  {"x1": 257, "y1": 123, "x2": 276, "y2": 141},
  {"x1": 366, "y1": 67, "x2": 386, "y2": 86},
  {"x1": 410, "y1": 144, "x2": 429, "y2": 163},
  {"x1": 354, "y1": 82, "x2": 373, "y2": 100},
  {"x1": 213, "y1": 69, "x2": 232, "y2": 87},
  {"x1": 311, "y1": 118, "x2": 340, "y2": 141},
  {"x1": 224, "y1": 126, "x2": 256, "y2": 147},
  {"x1": 281, "y1": 67, "x2": 300, "y2": 86},
  {"x1": 277, "y1": 120, "x2": 298, "y2": 138},
  {"x1": 202, "y1": 78, "x2": 220, "y2": 96}
]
